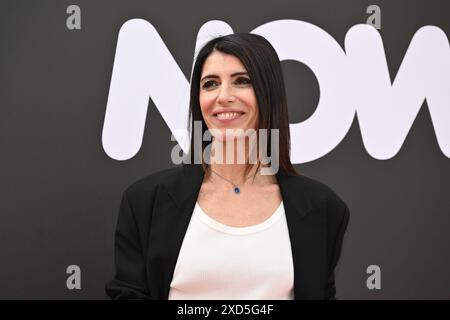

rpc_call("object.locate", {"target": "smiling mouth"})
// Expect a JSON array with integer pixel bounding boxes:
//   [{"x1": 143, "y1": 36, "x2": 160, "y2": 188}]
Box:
[{"x1": 214, "y1": 111, "x2": 245, "y2": 120}]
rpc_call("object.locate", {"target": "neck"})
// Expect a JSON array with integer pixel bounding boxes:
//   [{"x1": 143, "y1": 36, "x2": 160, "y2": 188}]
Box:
[
  {"x1": 207, "y1": 138, "x2": 274, "y2": 186},
  {"x1": 209, "y1": 163, "x2": 255, "y2": 185}
]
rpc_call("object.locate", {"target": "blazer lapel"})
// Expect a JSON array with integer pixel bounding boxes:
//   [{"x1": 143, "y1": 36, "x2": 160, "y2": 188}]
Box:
[
  {"x1": 147, "y1": 164, "x2": 205, "y2": 299},
  {"x1": 147, "y1": 164, "x2": 326, "y2": 300},
  {"x1": 276, "y1": 171, "x2": 327, "y2": 299}
]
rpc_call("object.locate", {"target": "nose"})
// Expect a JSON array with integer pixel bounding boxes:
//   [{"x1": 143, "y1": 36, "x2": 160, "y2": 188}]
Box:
[{"x1": 216, "y1": 83, "x2": 235, "y2": 104}]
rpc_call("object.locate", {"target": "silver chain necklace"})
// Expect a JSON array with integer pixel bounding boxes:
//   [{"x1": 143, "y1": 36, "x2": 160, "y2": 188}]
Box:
[{"x1": 210, "y1": 168, "x2": 249, "y2": 194}]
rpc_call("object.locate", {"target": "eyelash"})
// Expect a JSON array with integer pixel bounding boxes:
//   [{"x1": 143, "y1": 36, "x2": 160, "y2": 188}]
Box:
[{"x1": 201, "y1": 77, "x2": 251, "y2": 90}]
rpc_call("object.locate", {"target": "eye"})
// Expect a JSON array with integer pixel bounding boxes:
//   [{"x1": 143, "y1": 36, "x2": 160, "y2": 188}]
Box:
[
  {"x1": 235, "y1": 77, "x2": 251, "y2": 85},
  {"x1": 201, "y1": 80, "x2": 218, "y2": 90}
]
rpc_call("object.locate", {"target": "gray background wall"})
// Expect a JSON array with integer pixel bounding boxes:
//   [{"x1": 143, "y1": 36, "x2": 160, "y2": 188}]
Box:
[{"x1": 0, "y1": 0, "x2": 449, "y2": 299}]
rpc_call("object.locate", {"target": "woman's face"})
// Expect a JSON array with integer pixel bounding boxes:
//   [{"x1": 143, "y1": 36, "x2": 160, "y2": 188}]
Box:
[{"x1": 199, "y1": 50, "x2": 259, "y2": 142}]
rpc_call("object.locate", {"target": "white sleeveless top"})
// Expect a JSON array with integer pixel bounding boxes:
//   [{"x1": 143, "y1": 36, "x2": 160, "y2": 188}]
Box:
[{"x1": 168, "y1": 201, "x2": 295, "y2": 300}]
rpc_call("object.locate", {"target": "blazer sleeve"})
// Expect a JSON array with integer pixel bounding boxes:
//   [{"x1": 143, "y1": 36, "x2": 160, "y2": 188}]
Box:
[
  {"x1": 105, "y1": 190, "x2": 151, "y2": 300},
  {"x1": 325, "y1": 199, "x2": 350, "y2": 300}
]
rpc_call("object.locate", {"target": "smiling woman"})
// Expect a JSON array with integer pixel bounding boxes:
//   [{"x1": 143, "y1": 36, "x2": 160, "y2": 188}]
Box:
[
  {"x1": 199, "y1": 53, "x2": 259, "y2": 146},
  {"x1": 188, "y1": 33, "x2": 297, "y2": 181},
  {"x1": 105, "y1": 33, "x2": 350, "y2": 300}
]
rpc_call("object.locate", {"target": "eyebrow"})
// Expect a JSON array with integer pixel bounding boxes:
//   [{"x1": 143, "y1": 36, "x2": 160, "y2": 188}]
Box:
[{"x1": 200, "y1": 72, "x2": 249, "y2": 83}]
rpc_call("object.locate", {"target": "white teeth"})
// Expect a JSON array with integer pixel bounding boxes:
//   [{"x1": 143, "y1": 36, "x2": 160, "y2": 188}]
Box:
[{"x1": 216, "y1": 112, "x2": 242, "y2": 120}]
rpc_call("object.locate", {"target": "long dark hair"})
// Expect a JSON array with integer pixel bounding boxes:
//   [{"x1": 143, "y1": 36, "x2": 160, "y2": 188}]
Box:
[{"x1": 187, "y1": 33, "x2": 299, "y2": 177}]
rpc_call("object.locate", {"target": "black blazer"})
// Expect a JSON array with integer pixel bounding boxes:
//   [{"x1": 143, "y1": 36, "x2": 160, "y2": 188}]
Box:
[{"x1": 105, "y1": 164, "x2": 350, "y2": 300}]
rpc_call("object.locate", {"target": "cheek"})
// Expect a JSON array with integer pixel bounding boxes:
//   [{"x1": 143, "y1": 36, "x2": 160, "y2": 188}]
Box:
[
  {"x1": 242, "y1": 93, "x2": 259, "y2": 124},
  {"x1": 199, "y1": 92, "x2": 215, "y2": 116}
]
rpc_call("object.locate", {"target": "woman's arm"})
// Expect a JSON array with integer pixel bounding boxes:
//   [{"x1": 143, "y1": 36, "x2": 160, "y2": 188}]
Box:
[{"x1": 105, "y1": 190, "x2": 151, "y2": 299}]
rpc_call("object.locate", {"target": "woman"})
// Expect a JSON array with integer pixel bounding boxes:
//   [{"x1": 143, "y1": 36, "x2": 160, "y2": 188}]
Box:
[{"x1": 105, "y1": 33, "x2": 350, "y2": 300}]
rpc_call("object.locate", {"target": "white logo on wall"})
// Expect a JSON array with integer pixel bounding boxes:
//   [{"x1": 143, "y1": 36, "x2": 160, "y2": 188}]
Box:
[{"x1": 102, "y1": 19, "x2": 450, "y2": 163}]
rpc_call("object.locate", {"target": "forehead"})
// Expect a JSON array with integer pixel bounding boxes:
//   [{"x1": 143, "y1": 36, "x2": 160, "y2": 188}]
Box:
[{"x1": 201, "y1": 51, "x2": 247, "y2": 75}]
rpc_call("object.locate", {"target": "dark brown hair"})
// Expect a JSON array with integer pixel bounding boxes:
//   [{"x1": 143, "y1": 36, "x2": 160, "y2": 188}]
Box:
[{"x1": 187, "y1": 33, "x2": 299, "y2": 177}]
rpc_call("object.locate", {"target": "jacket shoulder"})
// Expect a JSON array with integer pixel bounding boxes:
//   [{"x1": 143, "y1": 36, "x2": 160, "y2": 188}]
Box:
[
  {"x1": 303, "y1": 175, "x2": 350, "y2": 242},
  {"x1": 288, "y1": 173, "x2": 350, "y2": 219},
  {"x1": 123, "y1": 165, "x2": 185, "y2": 205}
]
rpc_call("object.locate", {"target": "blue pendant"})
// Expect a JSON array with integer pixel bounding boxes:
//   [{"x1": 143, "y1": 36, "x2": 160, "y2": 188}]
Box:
[{"x1": 234, "y1": 187, "x2": 240, "y2": 194}]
